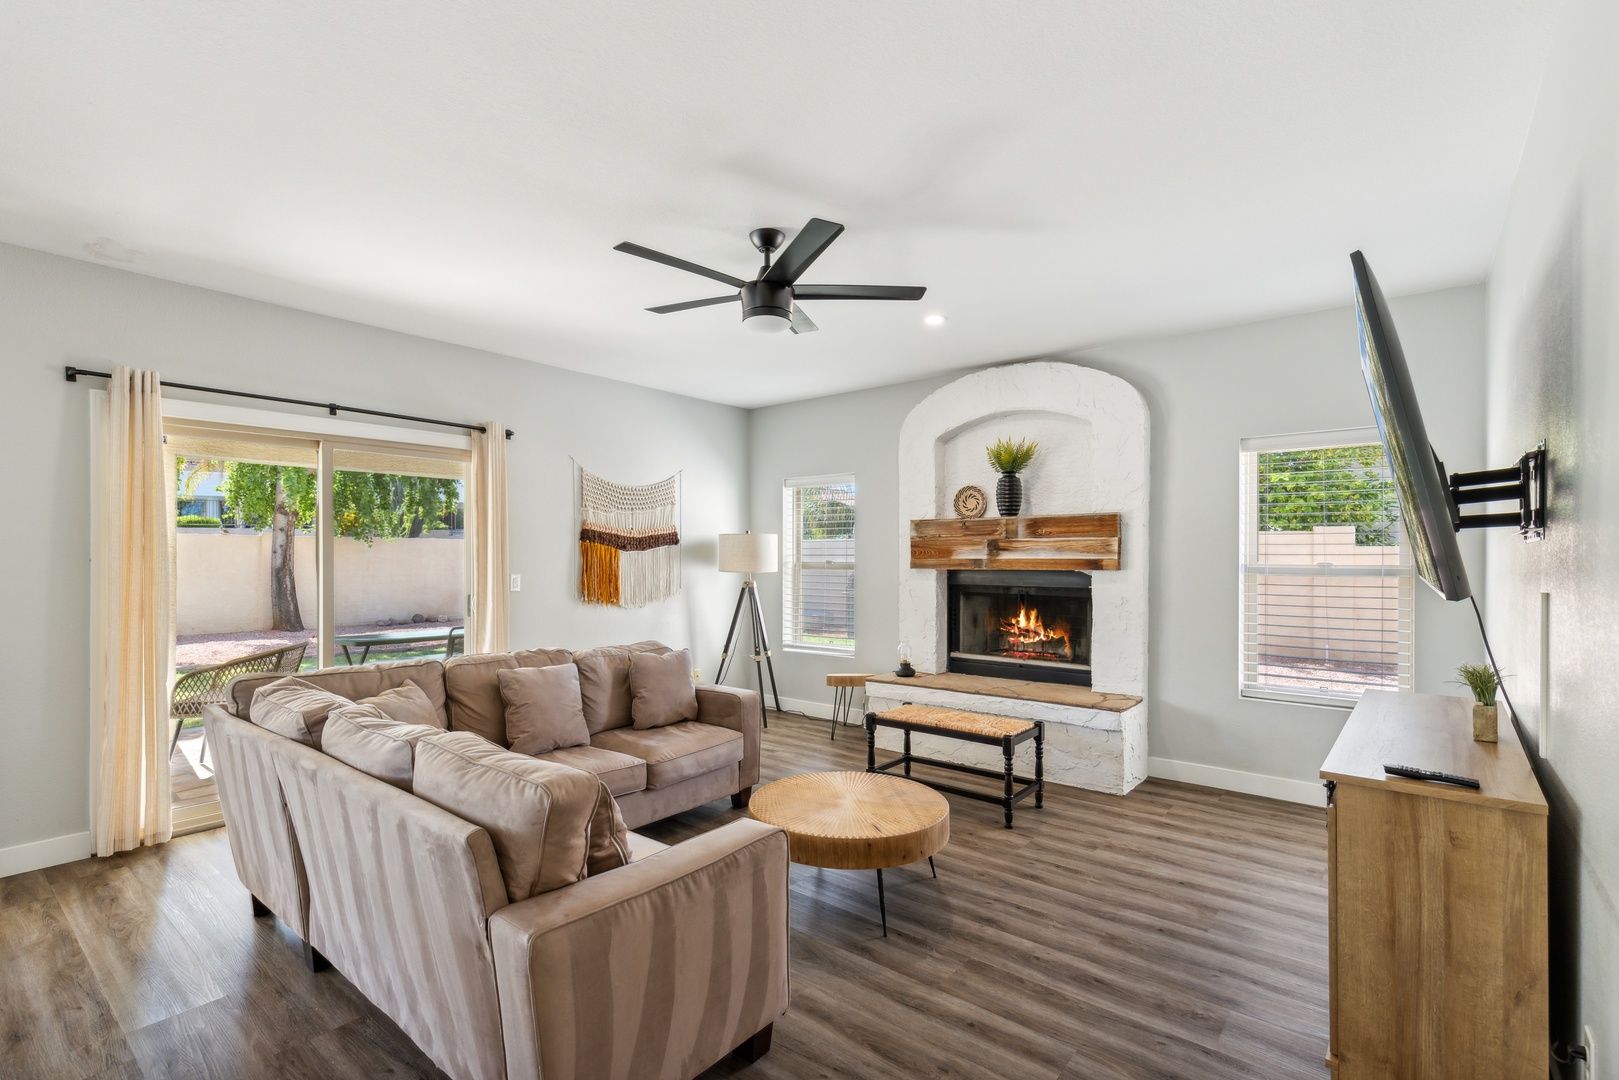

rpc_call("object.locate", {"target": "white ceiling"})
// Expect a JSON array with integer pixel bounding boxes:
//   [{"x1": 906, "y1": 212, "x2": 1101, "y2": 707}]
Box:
[{"x1": 0, "y1": 1, "x2": 1558, "y2": 407}]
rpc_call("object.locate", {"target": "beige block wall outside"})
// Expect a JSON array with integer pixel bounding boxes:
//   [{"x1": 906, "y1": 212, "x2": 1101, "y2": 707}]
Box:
[
  {"x1": 1248, "y1": 526, "x2": 1410, "y2": 665},
  {"x1": 176, "y1": 531, "x2": 465, "y2": 634}
]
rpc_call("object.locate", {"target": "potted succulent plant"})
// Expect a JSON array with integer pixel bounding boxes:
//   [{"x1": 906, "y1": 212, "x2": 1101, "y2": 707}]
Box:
[
  {"x1": 986, "y1": 437, "x2": 1039, "y2": 516},
  {"x1": 1454, "y1": 662, "x2": 1500, "y2": 743}
]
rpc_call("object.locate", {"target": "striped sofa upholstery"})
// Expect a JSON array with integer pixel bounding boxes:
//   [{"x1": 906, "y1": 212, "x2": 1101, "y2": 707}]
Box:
[{"x1": 206, "y1": 698, "x2": 790, "y2": 1080}]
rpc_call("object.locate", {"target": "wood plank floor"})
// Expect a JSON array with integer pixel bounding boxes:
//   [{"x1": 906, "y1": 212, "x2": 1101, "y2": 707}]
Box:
[{"x1": 0, "y1": 713, "x2": 1330, "y2": 1079}]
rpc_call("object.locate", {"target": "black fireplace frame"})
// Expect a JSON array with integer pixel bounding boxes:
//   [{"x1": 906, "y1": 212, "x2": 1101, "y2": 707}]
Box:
[{"x1": 946, "y1": 569, "x2": 1093, "y2": 687}]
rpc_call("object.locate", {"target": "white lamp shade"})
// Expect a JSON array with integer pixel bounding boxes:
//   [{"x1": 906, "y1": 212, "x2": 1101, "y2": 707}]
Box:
[{"x1": 718, "y1": 533, "x2": 779, "y2": 574}]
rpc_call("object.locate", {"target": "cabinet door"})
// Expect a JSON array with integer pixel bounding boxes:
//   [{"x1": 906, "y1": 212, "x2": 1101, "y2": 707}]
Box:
[{"x1": 1325, "y1": 785, "x2": 1338, "y2": 1075}]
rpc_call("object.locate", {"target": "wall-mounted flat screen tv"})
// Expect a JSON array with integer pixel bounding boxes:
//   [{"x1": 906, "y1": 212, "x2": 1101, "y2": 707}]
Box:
[{"x1": 1350, "y1": 250, "x2": 1471, "y2": 601}]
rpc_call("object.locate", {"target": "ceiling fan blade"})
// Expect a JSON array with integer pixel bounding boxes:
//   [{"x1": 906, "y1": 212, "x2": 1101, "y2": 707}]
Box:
[
  {"x1": 793, "y1": 284, "x2": 927, "y2": 301},
  {"x1": 614, "y1": 242, "x2": 747, "y2": 289},
  {"x1": 645, "y1": 294, "x2": 739, "y2": 314},
  {"x1": 762, "y1": 218, "x2": 844, "y2": 285},
  {"x1": 789, "y1": 304, "x2": 819, "y2": 335}
]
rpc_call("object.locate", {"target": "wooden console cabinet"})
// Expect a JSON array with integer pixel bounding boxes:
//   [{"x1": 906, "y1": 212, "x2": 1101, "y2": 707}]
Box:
[{"x1": 1321, "y1": 691, "x2": 1547, "y2": 1078}]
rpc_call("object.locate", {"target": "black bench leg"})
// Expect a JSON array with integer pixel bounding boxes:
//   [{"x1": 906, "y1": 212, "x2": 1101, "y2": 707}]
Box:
[
  {"x1": 903, "y1": 729, "x2": 912, "y2": 778},
  {"x1": 1035, "y1": 722, "x2": 1045, "y2": 809},
  {"x1": 250, "y1": 895, "x2": 271, "y2": 918},
  {"x1": 1003, "y1": 735, "x2": 1016, "y2": 829},
  {"x1": 733, "y1": 1023, "x2": 774, "y2": 1063},
  {"x1": 865, "y1": 713, "x2": 876, "y2": 772}
]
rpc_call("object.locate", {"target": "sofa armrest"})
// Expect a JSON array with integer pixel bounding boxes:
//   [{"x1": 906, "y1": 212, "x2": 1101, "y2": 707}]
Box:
[
  {"x1": 694, "y1": 684, "x2": 762, "y2": 790},
  {"x1": 489, "y1": 819, "x2": 790, "y2": 1080}
]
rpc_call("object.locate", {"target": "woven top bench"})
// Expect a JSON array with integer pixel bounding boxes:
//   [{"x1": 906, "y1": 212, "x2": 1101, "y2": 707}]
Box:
[
  {"x1": 866, "y1": 704, "x2": 1044, "y2": 827},
  {"x1": 873, "y1": 703, "x2": 1037, "y2": 740}
]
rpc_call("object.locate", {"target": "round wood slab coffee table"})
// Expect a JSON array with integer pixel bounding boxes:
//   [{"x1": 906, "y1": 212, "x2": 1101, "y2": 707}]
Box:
[{"x1": 749, "y1": 770, "x2": 949, "y2": 936}]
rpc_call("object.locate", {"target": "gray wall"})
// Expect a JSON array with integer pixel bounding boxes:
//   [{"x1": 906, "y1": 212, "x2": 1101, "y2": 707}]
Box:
[
  {"x1": 0, "y1": 242, "x2": 748, "y2": 863},
  {"x1": 744, "y1": 285, "x2": 1487, "y2": 794},
  {"x1": 1481, "y1": 0, "x2": 1618, "y2": 1048}
]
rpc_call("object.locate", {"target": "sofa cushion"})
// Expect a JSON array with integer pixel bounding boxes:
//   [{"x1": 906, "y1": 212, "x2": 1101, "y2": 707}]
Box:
[
  {"x1": 356, "y1": 679, "x2": 444, "y2": 729},
  {"x1": 443, "y1": 648, "x2": 574, "y2": 747},
  {"x1": 533, "y1": 744, "x2": 647, "y2": 797},
  {"x1": 591, "y1": 722, "x2": 745, "y2": 790},
  {"x1": 629, "y1": 648, "x2": 699, "y2": 730},
  {"x1": 320, "y1": 703, "x2": 442, "y2": 790},
  {"x1": 413, "y1": 732, "x2": 629, "y2": 902},
  {"x1": 229, "y1": 658, "x2": 448, "y2": 726},
  {"x1": 574, "y1": 641, "x2": 672, "y2": 734},
  {"x1": 249, "y1": 677, "x2": 351, "y2": 747},
  {"x1": 499, "y1": 664, "x2": 591, "y2": 756}
]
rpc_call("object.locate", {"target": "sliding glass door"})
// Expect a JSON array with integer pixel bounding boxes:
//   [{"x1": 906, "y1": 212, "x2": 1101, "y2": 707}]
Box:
[{"x1": 163, "y1": 419, "x2": 469, "y2": 832}]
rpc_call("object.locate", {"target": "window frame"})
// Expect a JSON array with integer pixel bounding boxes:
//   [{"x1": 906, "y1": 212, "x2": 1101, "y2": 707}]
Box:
[
  {"x1": 781, "y1": 473, "x2": 857, "y2": 656},
  {"x1": 1237, "y1": 427, "x2": 1415, "y2": 709}
]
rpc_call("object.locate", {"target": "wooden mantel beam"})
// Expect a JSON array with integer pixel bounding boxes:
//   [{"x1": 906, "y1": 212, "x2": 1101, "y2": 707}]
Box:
[{"x1": 909, "y1": 513, "x2": 1121, "y2": 571}]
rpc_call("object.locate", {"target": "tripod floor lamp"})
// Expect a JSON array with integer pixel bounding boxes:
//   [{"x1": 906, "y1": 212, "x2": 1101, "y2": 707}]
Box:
[{"x1": 715, "y1": 532, "x2": 784, "y2": 717}]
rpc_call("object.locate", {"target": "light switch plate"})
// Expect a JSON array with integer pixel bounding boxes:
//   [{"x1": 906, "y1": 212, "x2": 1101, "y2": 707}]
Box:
[{"x1": 509, "y1": 574, "x2": 521, "y2": 592}]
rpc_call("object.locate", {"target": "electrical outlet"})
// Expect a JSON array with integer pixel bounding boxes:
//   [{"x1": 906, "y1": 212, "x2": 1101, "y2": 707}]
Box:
[
  {"x1": 509, "y1": 574, "x2": 521, "y2": 592},
  {"x1": 1585, "y1": 1025, "x2": 1597, "y2": 1078}
]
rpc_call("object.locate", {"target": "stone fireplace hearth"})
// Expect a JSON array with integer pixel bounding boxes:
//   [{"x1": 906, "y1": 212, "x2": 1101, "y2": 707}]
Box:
[{"x1": 865, "y1": 361, "x2": 1150, "y2": 795}]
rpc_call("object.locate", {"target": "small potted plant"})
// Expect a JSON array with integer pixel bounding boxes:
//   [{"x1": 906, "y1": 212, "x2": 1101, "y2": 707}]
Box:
[
  {"x1": 1454, "y1": 662, "x2": 1500, "y2": 743},
  {"x1": 986, "y1": 437, "x2": 1039, "y2": 516}
]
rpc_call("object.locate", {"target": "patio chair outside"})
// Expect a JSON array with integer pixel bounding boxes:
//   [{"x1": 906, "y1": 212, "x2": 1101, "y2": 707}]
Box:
[{"x1": 171, "y1": 641, "x2": 310, "y2": 764}]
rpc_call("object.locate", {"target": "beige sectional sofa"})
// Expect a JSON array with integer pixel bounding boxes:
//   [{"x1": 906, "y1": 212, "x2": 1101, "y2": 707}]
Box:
[{"x1": 204, "y1": 642, "x2": 788, "y2": 1080}]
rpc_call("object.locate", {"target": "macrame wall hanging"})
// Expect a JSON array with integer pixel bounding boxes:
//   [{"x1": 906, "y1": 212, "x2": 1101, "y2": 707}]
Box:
[{"x1": 576, "y1": 464, "x2": 681, "y2": 607}]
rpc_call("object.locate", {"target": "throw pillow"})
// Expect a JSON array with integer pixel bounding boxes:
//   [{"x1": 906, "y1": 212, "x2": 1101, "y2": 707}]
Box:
[
  {"x1": 629, "y1": 648, "x2": 699, "y2": 730},
  {"x1": 249, "y1": 677, "x2": 351, "y2": 747},
  {"x1": 321, "y1": 703, "x2": 442, "y2": 791},
  {"x1": 356, "y1": 679, "x2": 442, "y2": 729},
  {"x1": 574, "y1": 641, "x2": 671, "y2": 733},
  {"x1": 412, "y1": 732, "x2": 629, "y2": 903},
  {"x1": 498, "y1": 664, "x2": 591, "y2": 756}
]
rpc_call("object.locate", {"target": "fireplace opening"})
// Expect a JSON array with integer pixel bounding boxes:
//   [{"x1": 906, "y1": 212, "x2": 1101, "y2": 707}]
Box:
[{"x1": 947, "y1": 570, "x2": 1093, "y2": 686}]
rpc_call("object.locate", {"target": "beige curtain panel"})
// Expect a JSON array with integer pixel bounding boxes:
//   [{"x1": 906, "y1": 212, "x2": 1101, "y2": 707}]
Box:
[
  {"x1": 92, "y1": 367, "x2": 175, "y2": 856},
  {"x1": 468, "y1": 421, "x2": 510, "y2": 654}
]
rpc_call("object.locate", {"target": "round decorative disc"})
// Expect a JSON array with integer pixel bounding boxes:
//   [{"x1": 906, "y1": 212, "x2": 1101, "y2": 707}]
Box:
[{"x1": 953, "y1": 484, "x2": 987, "y2": 519}]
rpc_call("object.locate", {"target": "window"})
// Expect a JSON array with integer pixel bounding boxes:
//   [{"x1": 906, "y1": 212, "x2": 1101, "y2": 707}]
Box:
[
  {"x1": 1239, "y1": 430, "x2": 1414, "y2": 706},
  {"x1": 782, "y1": 476, "x2": 856, "y2": 653}
]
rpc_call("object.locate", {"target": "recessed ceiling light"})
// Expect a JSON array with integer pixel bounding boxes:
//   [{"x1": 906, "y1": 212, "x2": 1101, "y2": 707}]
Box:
[{"x1": 923, "y1": 313, "x2": 947, "y2": 327}]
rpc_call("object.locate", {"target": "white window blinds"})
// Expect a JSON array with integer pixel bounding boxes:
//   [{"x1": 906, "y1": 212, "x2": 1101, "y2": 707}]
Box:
[
  {"x1": 1239, "y1": 430, "x2": 1414, "y2": 706},
  {"x1": 782, "y1": 476, "x2": 856, "y2": 653}
]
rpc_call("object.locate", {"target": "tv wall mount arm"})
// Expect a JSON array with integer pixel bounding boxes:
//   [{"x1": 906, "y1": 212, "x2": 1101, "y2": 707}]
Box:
[{"x1": 1446, "y1": 442, "x2": 1546, "y2": 540}]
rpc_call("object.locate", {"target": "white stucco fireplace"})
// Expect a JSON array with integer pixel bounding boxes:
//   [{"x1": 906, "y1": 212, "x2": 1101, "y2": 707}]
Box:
[{"x1": 864, "y1": 361, "x2": 1150, "y2": 795}]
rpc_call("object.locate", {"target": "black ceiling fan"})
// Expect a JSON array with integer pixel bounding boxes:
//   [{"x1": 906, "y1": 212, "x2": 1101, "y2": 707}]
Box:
[{"x1": 613, "y1": 217, "x2": 926, "y2": 335}]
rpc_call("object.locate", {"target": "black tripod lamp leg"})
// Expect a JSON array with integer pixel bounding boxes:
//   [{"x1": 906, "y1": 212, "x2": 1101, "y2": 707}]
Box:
[
  {"x1": 748, "y1": 581, "x2": 785, "y2": 714},
  {"x1": 715, "y1": 584, "x2": 749, "y2": 686}
]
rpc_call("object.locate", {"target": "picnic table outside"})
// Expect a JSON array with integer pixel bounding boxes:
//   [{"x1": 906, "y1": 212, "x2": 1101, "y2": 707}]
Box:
[{"x1": 336, "y1": 625, "x2": 465, "y2": 665}]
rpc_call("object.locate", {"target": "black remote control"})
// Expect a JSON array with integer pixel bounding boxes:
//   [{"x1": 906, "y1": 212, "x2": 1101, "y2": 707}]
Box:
[{"x1": 1382, "y1": 763, "x2": 1481, "y2": 789}]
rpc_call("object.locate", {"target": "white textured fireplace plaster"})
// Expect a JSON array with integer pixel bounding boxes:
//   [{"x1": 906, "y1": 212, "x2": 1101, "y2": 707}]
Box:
[{"x1": 885, "y1": 361, "x2": 1150, "y2": 795}]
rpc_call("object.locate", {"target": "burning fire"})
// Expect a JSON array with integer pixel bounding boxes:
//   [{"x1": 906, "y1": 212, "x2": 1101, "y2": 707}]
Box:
[{"x1": 998, "y1": 603, "x2": 1071, "y2": 661}]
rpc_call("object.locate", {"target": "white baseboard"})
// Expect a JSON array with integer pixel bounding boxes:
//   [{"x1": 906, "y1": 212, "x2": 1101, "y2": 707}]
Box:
[
  {"x1": 1148, "y1": 757, "x2": 1325, "y2": 806},
  {"x1": 0, "y1": 830, "x2": 93, "y2": 879},
  {"x1": 773, "y1": 694, "x2": 839, "y2": 721}
]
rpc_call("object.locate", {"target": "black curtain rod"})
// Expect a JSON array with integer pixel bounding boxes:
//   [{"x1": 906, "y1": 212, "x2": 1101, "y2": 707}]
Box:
[{"x1": 64, "y1": 366, "x2": 514, "y2": 440}]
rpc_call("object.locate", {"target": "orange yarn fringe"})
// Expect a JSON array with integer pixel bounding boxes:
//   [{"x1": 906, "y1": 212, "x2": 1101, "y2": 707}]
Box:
[{"x1": 579, "y1": 541, "x2": 621, "y2": 605}]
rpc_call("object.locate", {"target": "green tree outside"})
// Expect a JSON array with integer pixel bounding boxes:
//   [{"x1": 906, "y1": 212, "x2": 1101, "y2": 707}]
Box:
[
  {"x1": 180, "y1": 459, "x2": 460, "y2": 631},
  {"x1": 1256, "y1": 446, "x2": 1400, "y2": 546}
]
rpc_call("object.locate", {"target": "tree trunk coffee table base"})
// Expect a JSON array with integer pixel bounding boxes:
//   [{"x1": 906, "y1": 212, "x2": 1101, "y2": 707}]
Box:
[{"x1": 748, "y1": 771, "x2": 950, "y2": 937}]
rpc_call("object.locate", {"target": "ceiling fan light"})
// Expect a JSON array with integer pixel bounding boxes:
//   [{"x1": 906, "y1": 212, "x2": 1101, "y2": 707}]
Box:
[{"x1": 744, "y1": 312, "x2": 792, "y2": 334}]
